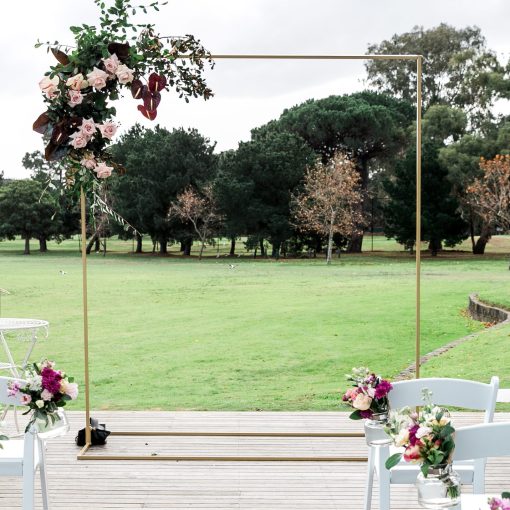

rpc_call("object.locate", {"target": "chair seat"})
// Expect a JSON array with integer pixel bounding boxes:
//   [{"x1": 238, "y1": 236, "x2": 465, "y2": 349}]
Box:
[{"x1": 0, "y1": 439, "x2": 40, "y2": 476}]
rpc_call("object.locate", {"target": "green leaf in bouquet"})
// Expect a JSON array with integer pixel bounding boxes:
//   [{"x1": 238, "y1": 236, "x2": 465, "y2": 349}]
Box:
[
  {"x1": 348, "y1": 410, "x2": 363, "y2": 420},
  {"x1": 385, "y1": 453, "x2": 402, "y2": 470}
]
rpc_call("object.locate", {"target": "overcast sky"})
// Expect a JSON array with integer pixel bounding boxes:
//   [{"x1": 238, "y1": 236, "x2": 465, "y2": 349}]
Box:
[{"x1": 2, "y1": 0, "x2": 509, "y2": 178}]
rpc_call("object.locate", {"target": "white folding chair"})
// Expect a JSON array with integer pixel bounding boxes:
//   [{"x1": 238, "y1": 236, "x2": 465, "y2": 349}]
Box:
[
  {"x1": 0, "y1": 376, "x2": 50, "y2": 510},
  {"x1": 364, "y1": 376, "x2": 499, "y2": 510}
]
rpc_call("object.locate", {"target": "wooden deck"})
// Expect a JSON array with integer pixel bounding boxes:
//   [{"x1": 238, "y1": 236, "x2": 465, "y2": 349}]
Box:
[{"x1": 1, "y1": 411, "x2": 509, "y2": 509}]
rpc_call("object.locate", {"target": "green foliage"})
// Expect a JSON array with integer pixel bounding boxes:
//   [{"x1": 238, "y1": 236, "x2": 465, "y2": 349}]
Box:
[
  {"x1": 383, "y1": 143, "x2": 468, "y2": 253},
  {"x1": 366, "y1": 23, "x2": 510, "y2": 126},
  {"x1": 385, "y1": 452, "x2": 403, "y2": 470}
]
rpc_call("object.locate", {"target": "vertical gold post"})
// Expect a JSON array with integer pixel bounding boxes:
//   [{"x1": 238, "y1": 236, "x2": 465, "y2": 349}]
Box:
[
  {"x1": 415, "y1": 56, "x2": 423, "y2": 379},
  {"x1": 80, "y1": 188, "x2": 91, "y2": 445}
]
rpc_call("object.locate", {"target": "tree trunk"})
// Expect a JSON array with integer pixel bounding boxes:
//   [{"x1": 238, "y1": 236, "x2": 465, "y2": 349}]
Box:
[
  {"x1": 473, "y1": 223, "x2": 491, "y2": 255},
  {"x1": 159, "y1": 239, "x2": 167, "y2": 255},
  {"x1": 183, "y1": 238, "x2": 192, "y2": 256},
  {"x1": 39, "y1": 237, "x2": 47, "y2": 252},
  {"x1": 86, "y1": 232, "x2": 98, "y2": 255},
  {"x1": 23, "y1": 236, "x2": 30, "y2": 255},
  {"x1": 259, "y1": 239, "x2": 265, "y2": 257},
  {"x1": 429, "y1": 238, "x2": 442, "y2": 256},
  {"x1": 347, "y1": 157, "x2": 369, "y2": 253},
  {"x1": 271, "y1": 241, "x2": 281, "y2": 259},
  {"x1": 326, "y1": 215, "x2": 335, "y2": 265},
  {"x1": 180, "y1": 240, "x2": 186, "y2": 252},
  {"x1": 199, "y1": 241, "x2": 205, "y2": 260},
  {"x1": 135, "y1": 233, "x2": 143, "y2": 253},
  {"x1": 94, "y1": 237, "x2": 100, "y2": 252},
  {"x1": 229, "y1": 236, "x2": 236, "y2": 256}
]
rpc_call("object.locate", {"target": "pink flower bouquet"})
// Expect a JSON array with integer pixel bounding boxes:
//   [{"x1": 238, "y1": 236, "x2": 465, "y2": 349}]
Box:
[
  {"x1": 8, "y1": 359, "x2": 78, "y2": 432},
  {"x1": 488, "y1": 494, "x2": 510, "y2": 510},
  {"x1": 342, "y1": 367, "x2": 393, "y2": 420}
]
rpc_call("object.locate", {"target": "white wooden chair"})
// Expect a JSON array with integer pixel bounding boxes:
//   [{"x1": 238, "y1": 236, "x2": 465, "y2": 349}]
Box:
[
  {"x1": 0, "y1": 376, "x2": 50, "y2": 510},
  {"x1": 453, "y1": 421, "x2": 510, "y2": 461},
  {"x1": 364, "y1": 376, "x2": 499, "y2": 510}
]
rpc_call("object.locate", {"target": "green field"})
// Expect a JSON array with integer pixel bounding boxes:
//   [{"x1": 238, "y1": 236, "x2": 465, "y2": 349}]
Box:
[{"x1": 0, "y1": 236, "x2": 509, "y2": 411}]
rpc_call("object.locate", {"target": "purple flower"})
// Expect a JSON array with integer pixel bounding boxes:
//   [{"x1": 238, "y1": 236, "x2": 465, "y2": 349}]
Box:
[
  {"x1": 360, "y1": 410, "x2": 373, "y2": 419},
  {"x1": 375, "y1": 380, "x2": 393, "y2": 400},
  {"x1": 41, "y1": 367, "x2": 62, "y2": 395},
  {"x1": 409, "y1": 424, "x2": 420, "y2": 446}
]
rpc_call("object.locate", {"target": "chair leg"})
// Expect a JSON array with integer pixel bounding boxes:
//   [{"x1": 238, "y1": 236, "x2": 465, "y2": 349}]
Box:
[
  {"x1": 22, "y1": 466, "x2": 35, "y2": 510},
  {"x1": 472, "y1": 459, "x2": 486, "y2": 494},
  {"x1": 377, "y1": 451, "x2": 391, "y2": 510},
  {"x1": 39, "y1": 440, "x2": 50, "y2": 510},
  {"x1": 364, "y1": 447, "x2": 375, "y2": 510}
]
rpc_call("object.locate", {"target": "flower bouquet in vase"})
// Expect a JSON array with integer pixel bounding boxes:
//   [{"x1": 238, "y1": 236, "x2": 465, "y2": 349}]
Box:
[
  {"x1": 342, "y1": 367, "x2": 393, "y2": 445},
  {"x1": 384, "y1": 390, "x2": 460, "y2": 509},
  {"x1": 8, "y1": 360, "x2": 78, "y2": 439}
]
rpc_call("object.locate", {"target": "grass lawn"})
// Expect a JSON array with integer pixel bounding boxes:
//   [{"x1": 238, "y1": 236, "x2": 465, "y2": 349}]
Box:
[{"x1": 0, "y1": 236, "x2": 509, "y2": 411}]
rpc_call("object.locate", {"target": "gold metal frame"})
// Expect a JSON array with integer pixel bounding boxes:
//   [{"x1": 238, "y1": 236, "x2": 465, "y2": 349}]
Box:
[{"x1": 78, "y1": 53, "x2": 423, "y2": 461}]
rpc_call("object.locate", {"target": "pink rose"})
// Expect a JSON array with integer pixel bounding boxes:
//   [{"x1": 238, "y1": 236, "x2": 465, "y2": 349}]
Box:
[
  {"x1": 352, "y1": 393, "x2": 372, "y2": 411},
  {"x1": 81, "y1": 154, "x2": 97, "y2": 170},
  {"x1": 86, "y1": 67, "x2": 108, "y2": 90},
  {"x1": 81, "y1": 118, "x2": 97, "y2": 138},
  {"x1": 94, "y1": 162, "x2": 113, "y2": 179},
  {"x1": 66, "y1": 73, "x2": 88, "y2": 91},
  {"x1": 115, "y1": 64, "x2": 134, "y2": 84},
  {"x1": 21, "y1": 394, "x2": 32, "y2": 405},
  {"x1": 68, "y1": 90, "x2": 83, "y2": 107},
  {"x1": 98, "y1": 121, "x2": 118, "y2": 140},
  {"x1": 39, "y1": 76, "x2": 59, "y2": 99},
  {"x1": 63, "y1": 382, "x2": 79, "y2": 400},
  {"x1": 403, "y1": 442, "x2": 423, "y2": 464},
  {"x1": 69, "y1": 131, "x2": 89, "y2": 149},
  {"x1": 102, "y1": 53, "x2": 120, "y2": 74},
  {"x1": 41, "y1": 389, "x2": 53, "y2": 401}
]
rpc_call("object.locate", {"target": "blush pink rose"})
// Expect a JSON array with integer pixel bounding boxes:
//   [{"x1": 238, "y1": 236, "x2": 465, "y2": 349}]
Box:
[
  {"x1": 98, "y1": 121, "x2": 118, "y2": 140},
  {"x1": 80, "y1": 154, "x2": 97, "y2": 169},
  {"x1": 81, "y1": 118, "x2": 97, "y2": 138},
  {"x1": 69, "y1": 131, "x2": 89, "y2": 149},
  {"x1": 102, "y1": 53, "x2": 120, "y2": 74},
  {"x1": 66, "y1": 73, "x2": 88, "y2": 91},
  {"x1": 41, "y1": 389, "x2": 53, "y2": 401},
  {"x1": 352, "y1": 393, "x2": 372, "y2": 411},
  {"x1": 115, "y1": 64, "x2": 134, "y2": 84},
  {"x1": 39, "y1": 76, "x2": 59, "y2": 99},
  {"x1": 94, "y1": 162, "x2": 113, "y2": 179},
  {"x1": 86, "y1": 67, "x2": 108, "y2": 90},
  {"x1": 68, "y1": 90, "x2": 83, "y2": 107},
  {"x1": 62, "y1": 381, "x2": 79, "y2": 400}
]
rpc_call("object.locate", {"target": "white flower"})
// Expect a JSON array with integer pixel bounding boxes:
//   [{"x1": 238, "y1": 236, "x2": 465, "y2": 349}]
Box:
[
  {"x1": 35, "y1": 400, "x2": 45, "y2": 409},
  {"x1": 28, "y1": 375, "x2": 42, "y2": 391},
  {"x1": 394, "y1": 428, "x2": 410, "y2": 447},
  {"x1": 416, "y1": 426, "x2": 433, "y2": 439},
  {"x1": 115, "y1": 64, "x2": 134, "y2": 84}
]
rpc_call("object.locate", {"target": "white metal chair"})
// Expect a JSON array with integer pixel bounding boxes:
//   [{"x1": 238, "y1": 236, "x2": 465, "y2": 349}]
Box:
[
  {"x1": 0, "y1": 376, "x2": 50, "y2": 510},
  {"x1": 364, "y1": 376, "x2": 499, "y2": 510}
]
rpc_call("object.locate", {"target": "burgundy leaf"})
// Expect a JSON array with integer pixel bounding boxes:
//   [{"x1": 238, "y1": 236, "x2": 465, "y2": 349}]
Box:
[
  {"x1": 33, "y1": 112, "x2": 51, "y2": 134},
  {"x1": 51, "y1": 48, "x2": 70, "y2": 66},
  {"x1": 107, "y1": 42, "x2": 130, "y2": 61},
  {"x1": 137, "y1": 105, "x2": 157, "y2": 121}
]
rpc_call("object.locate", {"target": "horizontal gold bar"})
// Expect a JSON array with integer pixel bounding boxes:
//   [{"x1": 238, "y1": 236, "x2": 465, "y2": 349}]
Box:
[
  {"x1": 109, "y1": 431, "x2": 364, "y2": 437},
  {"x1": 77, "y1": 454, "x2": 368, "y2": 462}
]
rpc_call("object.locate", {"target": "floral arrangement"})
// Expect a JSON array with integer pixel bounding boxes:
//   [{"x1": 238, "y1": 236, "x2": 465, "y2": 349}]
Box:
[
  {"x1": 8, "y1": 360, "x2": 78, "y2": 432},
  {"x1": 342, "y1": 366, "x2": 393, "y2": 420},
  {"x1": 33, "y1": 0, "x2": 213, "y2": 197},
  {"x1": 384, "y1": 390, "x2": 456, "y2": 480},
  {"x1": 488, "y1": 494, "x2": 510, "y2": 510}
]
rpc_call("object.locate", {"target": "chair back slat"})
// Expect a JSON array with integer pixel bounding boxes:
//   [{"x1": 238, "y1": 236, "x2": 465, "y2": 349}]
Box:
[
  {"x1": 453, "y1": 422, "x2": 510, "y2": 461},
  {"x1": 0, "y1": 376, "x2": 28, "y2": 406},
  {"x1": 389, "y1": 377, "x2": 499, "y2": 422}
]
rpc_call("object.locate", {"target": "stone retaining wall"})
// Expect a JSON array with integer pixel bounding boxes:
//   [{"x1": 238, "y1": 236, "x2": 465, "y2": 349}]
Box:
[{"x1": 468, "y1": 293, "x2": 510, "y2": 324}]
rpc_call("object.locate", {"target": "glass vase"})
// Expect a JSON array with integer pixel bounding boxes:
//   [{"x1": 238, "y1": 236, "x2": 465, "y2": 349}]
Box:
[
  {"x1": 36, "y1": 408, "x2": 70, "y2": 439},
  {"x1": 365, "y1": 411, "x2": 392, "y2": 446},
  {"x1": 416, "y1": 464, "x2": 461, "y2": 509}
]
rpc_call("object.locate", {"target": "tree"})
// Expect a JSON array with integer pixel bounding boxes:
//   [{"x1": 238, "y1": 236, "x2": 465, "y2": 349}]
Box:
[
  {"x1": 383, "y1": 143, "x2": 468, "y2": 255},
  {"x1": 215, "y1": 131, "x2": 316, "y2": 258},
  {"x1": 255, "y1": 92, "x2": 414, "y2": 252},
  {"x1": 293, "y1": 153, "x2": 363, "y2": 264},
  {"x1": 111, "y1": 125, "x2": 217, "y2": 254},
  {"x1": 439, "y1": 118, "x2": 510, "y2": 253},
  {"x1": 169, "y1": 185, "x2": 223, "y2": 260},
  {"x1": 365, "y1": 24, "x2": 510, "y2": 126},
  {"x1": 0, "y1": 180, "x2": 59, "y2": 255},
  {"x1": 466, "y1": 155, "x2": 510, "y2": 234}
]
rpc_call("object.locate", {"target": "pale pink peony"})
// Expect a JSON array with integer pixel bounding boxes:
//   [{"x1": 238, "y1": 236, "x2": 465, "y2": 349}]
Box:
[
  {"x1": 115, "y1": 64, "x2": 134, "y2": 84},
  {"x1": 81, "y1": 118, "x2": 97, "y2": 138},
  {"x1": 68, "y1": 90, "x2": 83, "y2": 107},
  {"x1": 41, "y1": 389, "x2": 53, "y2": 401},
  {"x1": 21, "y1": 394, "x2": 32, "y2": 405},
  {"x1": 98, "y1": 121, "x2": 118, "y2": 140},
  {"x1": 94, "y1": 162, "x2": 113, "y2": 179},
  {"x1": 102, "y1": 53, "x2": 120, "y2": 74},
  {"x1": 63, "y1": 382, "x2": 79, "y2": 400},
  {"x1": 352, "y1": 393, "x2": 372, "y2": 411},
  {"x1": 80, "y1": 154, "x2": 97, "y2": 170},
  {"x1": 86, "y1": 67, "x2": 108, "y2": 90},
  {"x1": 66, "y1": 73, "x2": 88, "y2": 91},
  {"x1": 69, "y1": 131, "x2": 89, "y2": 149},
  {"x1": 39, "y1": 76, "x2": 59, "y2": 99}
]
